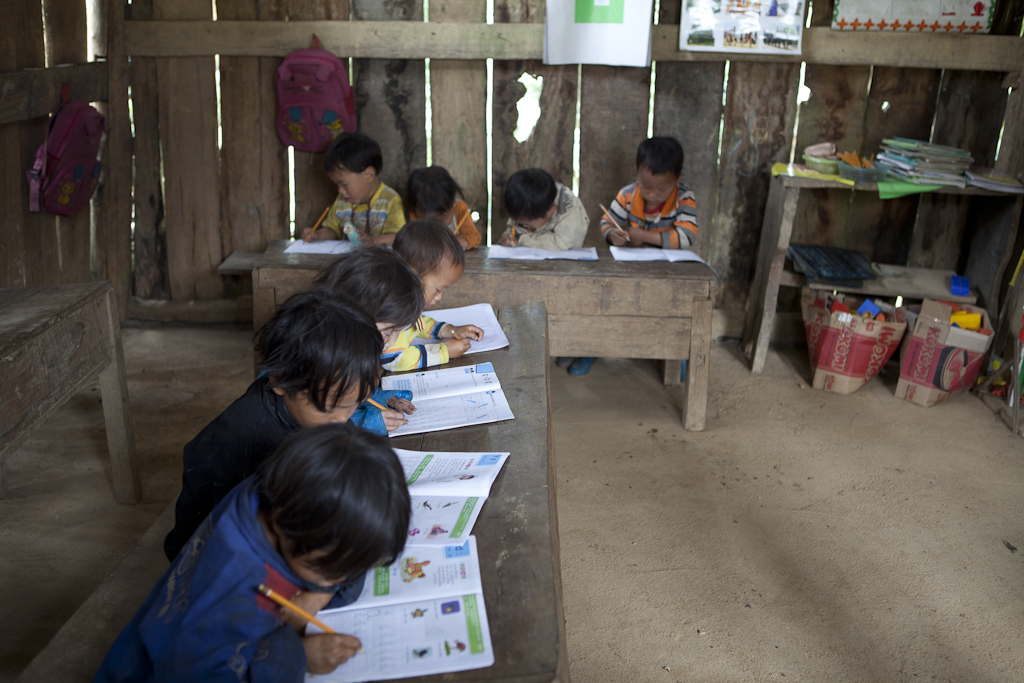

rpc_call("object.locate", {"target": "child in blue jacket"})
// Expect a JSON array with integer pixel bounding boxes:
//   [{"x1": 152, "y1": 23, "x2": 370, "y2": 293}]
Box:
[{"x1": 96, "y1": 422, "x2": 411, "y2": 682}]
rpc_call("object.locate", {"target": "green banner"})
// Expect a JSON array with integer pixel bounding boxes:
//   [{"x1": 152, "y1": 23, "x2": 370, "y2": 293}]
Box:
[
  {"x1": 450, "y1": 498, "x2": 479, "y2": 538},
  {"x1": 373, "y1": 566, "x2": 390, "y2": 596},
  {"x1": 575, "y1": 0, "x2": 624, "y2": 24},
  {"x1": 463, "y1": 594, "x2": 485, "y2": 654},
  {"x1": 406, "y1": 454, "x2": 433, "y2": 485}
]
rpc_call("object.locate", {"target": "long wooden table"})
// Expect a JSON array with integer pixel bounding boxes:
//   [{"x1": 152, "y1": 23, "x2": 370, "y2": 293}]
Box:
[
  {"x1": 0, "y1": 282, "x2": 140, "y2": 503},
  {"x1": 253, "y1": 241, "x2": 716, "y2": 431},
  {"x1": 16, "y1": 302, "x2": 566, "y2": 683}
]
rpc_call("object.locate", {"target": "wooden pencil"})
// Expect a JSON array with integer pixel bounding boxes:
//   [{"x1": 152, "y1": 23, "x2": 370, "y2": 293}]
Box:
[
  {"x1": 454, "y1": 211, "x2": 469, "y2": 236},
  {"x1": 257, "y1": 584, "x2": 365, "y2": 653},
  {"x1": 306, "y1": 205, "x2": 332, "y2": 241},
  {"x1": 366, "y1": 397, "x2": 389, "y2": 411},
  {"x1": 599, "y1": 203, "x2": 629, "y2": 238}
]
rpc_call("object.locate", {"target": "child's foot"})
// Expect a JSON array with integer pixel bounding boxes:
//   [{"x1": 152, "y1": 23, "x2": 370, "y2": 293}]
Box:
[
  {"x1": 555, "y1": 356, "x2": 574, "y2": 369},
  {"x1": 568, "y1": 357, "x2": 595, "y2": 376}
]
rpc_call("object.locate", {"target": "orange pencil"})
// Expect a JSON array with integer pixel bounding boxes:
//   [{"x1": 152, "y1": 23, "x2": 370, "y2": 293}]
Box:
[
  {"x1": 366, "y1": 397, "x2": 389, "y2": 411},
  {"x1": 453, "y1": 211, "x2": 469, "y2": 236},
  {"x1": 305, "y1": 205, "x2": 332, "y2": 242},
  {"x1": 257, "y1": 584, "x2": 365, "y2": 653},
  {"x1": 599, "y1": 203, "x2": 629, "y2": 238},
  {"x1": 510, "y1": 225, "x2": 517, "y2": 241}
]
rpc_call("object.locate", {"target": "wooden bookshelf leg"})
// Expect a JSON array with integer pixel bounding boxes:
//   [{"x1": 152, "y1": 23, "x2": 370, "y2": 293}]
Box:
[
  {"x1": 662, "y1": 359, "x2": 682, "y2": 387},
  {"x1": 683, "y1": 298, "x2": 712, "y2": 431},
  {"x1": 742, "y1": 181, "x2": 800, "y2": 373},
  {"x1": 100, "y1": 291, "x2": 142, "y2": 504}
]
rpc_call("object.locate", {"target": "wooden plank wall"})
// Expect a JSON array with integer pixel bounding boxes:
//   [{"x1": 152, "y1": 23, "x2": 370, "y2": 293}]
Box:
[{"x1": 5, "y1": 1, "x2": 1024, "y2": 333}]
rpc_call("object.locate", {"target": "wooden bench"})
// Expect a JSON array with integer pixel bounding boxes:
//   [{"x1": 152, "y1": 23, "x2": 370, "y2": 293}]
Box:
[
  {"x1": 17, "y1": 302, "x2": 567, "y2": 683},
  {"x1": 0, "y1": 282, "x2": 140, "y2": 503},
  {"x1": 253, "y1": 241, "x2": 717, "y2": 431}
]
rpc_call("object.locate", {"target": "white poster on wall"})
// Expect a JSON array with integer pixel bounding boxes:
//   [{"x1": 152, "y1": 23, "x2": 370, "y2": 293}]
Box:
[
  {"x1": 680, "y1": 0, "x2": 805, "y2": 54},
  {"x1": 831, "y1": 0, "x2": 992, "y2": 33},
  {"x1": 544, "y1": 0, "x2": 655, "y2": 67}
]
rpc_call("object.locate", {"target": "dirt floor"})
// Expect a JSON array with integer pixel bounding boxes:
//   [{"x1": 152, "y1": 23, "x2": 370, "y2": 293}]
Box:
[{"x1": 2, "y1": 326, "x2": 1023, "y2": 682}]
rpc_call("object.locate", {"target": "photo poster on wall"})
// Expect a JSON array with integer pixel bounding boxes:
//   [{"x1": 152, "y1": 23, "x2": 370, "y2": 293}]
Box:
[
  {"x1": 830, "y1": 0, "x2": 992, "y2": 33},
  {"x1": 544, "y1": 0, "x2": 655, "y2": 67},
  {"x1": 679, "y1": 0, "x2": 806, "y2": 54}
]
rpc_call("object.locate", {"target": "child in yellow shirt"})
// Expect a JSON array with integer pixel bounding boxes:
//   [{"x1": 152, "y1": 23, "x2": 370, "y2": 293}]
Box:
[
  {"x1": 406, "y1": 166, "x2": 482, "y2": 250},
  {"x1": 302, "y1": 132, "x2": 405, "y2": 246},
  {"x1": 387, "y1": 219, "x2": 484, "y2": 372}
]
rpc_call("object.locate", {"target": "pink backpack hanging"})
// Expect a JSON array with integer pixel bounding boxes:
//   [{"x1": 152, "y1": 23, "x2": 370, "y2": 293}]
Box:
[
  {"x1": 26, "y1": 83, "x2": 107, "y2": 217},
  {"x1": 275, "y1": 35, "x2": 357, "y2": 152}
]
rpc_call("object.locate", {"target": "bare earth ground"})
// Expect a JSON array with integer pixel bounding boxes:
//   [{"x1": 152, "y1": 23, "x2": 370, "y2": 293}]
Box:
[{"x1": 1, "y1": 327, "x2": 1022, "y2": 682}]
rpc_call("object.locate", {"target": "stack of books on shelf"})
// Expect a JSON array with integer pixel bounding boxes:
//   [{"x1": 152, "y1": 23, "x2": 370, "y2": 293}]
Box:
[
  {"x1": 964, "y1": 166, "x2": 1024, "y2": 194},
  {"x1": 877, "y1": 138, "x2": 973, "y2": 188}
]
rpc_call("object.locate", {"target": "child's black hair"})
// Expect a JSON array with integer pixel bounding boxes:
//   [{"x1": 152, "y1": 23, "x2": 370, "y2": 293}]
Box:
[
  {"x1": 256, "y1": 289, "x2": 382, "y2": 410},
  {"x1": 407, "y1": 166, "x2": 463, "y2": 217},
  {"x1": 392, "y1": 218, "x2": 465, "y2": 276},
  {"x1": 503, "y1": 168, "x2": 558, "y2": 221},
  {"x1": 313, "y1": 248, "x2": 425, "y2": 331},
  {"x1": 259, "y1": 423, "x2": 410, "y2": 581},
  {"x1": 636, "y1": 137, "x2": 684, "y2": 177},
  {"x1": 324, "y1": 132, "x2": 383, "y2": 174}
]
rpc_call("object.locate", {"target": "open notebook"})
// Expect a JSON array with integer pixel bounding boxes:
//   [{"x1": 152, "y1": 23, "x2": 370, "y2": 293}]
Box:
[{"x1": 411, "y1": 303, "x2": 510, "y2": 355}]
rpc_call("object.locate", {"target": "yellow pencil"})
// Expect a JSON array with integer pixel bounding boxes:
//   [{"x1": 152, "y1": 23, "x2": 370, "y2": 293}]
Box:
[
  {"x1": 454, "y1": 211, "x2": 469, "y2": 236},
  {"x1": 257, "y1": 584, "x2": 365, "y2": 653},
  {"x1": 306, "y1": 205, "x2": 332, "y2": 242},
  {"x1": 366, "y1": 397, "x2": 389, "y2": 411}
]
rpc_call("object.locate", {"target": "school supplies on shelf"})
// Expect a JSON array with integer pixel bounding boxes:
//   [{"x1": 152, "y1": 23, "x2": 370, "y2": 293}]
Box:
[
  {"x1": 486, "y1": 245, "x2": 598, "y2": 261},
  {"x1": 411, "y1": 303, "x2": 510, "y2": 355},
  {"x1": 283, "y1": 239, "x2": 354, "y2": 255},
  {"x1": 312, "y1": 536, "x2": 494, "y2": 681},
  {"x1": 771, "y1": 161, "x2": 854, "y2": 186},
  {"x1": 877, "y1": 138, "x2": 972, "y2": 188},
  {"x1": 964, "y1": 166, "x2": 1024, "y2": 194},
  {"x1": 380, "y1": 363, "x2": 515, "y2": 437}
]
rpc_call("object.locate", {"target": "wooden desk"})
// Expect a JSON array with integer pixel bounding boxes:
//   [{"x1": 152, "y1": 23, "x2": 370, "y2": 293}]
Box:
[
  {"x1": 16, "y1": 303, "x2": 566, "y2": 683},
  {"x1": 253, "y1": 241, "x2": 717, "y2": 431},
  {"x1": 0, "y1": 282, "x2": 140, "y2": 503},
  {"x1": 742, "y1": 175, "x2": 1023, "y2": 373}
]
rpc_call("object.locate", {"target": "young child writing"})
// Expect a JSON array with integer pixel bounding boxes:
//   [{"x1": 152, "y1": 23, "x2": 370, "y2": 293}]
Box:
[
  {"x1": 313, "y1": 247, "x2": 428, "y2": 427},
  {"x1": 302, "y1": 132, "x2": 406, "y2": 246},
  {"x1": 163, "y1": 290, "x2": 383, "y2": 561},
  {"x1": 97, "y1": 423, "x2": 411, "y2": 682},
  {"x1": 388, "y1": 218, "x2": 484, "y2": 372},
  {"x1": 601, "y1": 136, "x2": 697, "y2": 250},
  {"x1": 497, "y1": 168, "x2": 589, "y2": 250},
  {"x1": 406, "y1": 166, "x2": 482, "y2": 250}
]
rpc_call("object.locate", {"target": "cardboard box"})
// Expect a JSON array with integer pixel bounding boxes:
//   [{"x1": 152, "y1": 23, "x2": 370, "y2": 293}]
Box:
[
  {"x1": 895, "y1": 300, "x2": 994, "y2": 407},
  {"x1": 801, "y1": 290, "x2": 907, "y2": 395}
]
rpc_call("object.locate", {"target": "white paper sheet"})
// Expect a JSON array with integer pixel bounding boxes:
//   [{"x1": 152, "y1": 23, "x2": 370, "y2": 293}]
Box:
[
  {"x1": 309, "y1": 593, "x2": 494, "y2": 682},
  {"x1": 411, "y1": 303, "x2": 510, "y2": 355},
  {"x1": 486, "y1": 245, "x2": 598, "y2": 261},
  {"x1": 608, "y1": 246, "x2": 706, "y2": 263},
  {"x1": 381, "y1": 363, "x2": 515, "y2": 437},
  {"x1": 545, "y1": 0, "x2": 654, "y2": 67},
  {"x1": 283, "y1": 240, "x2": 354, "y2": 255}
]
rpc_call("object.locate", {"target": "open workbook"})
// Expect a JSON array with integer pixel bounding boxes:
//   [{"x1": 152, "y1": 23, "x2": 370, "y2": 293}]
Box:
[
  {"x1": 410, "y1": 303, "x2": 510, "y2": 355},
  {"x1": 381, "y1": 363, "x2": 515, "y2": 437},
  {"x1": 308, "y1": 450, "x2": 509, "y2": 681}
]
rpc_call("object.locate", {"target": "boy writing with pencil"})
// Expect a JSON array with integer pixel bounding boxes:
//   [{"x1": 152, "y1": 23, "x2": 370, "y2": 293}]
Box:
[
  {"x1": 601, "y1": 136, "x2": 697, "y2": 249},
  {"x1": 302, "y1": 132, "x2": 406, "y2": 245},
  {"x1": 388, "y1": 218, "x2": 484, "y2": 371},
  {"x1": 407, "y1": 166, "x2": 482, "y2": 250},
  {"x1": 163, "y1": 289, "x2": 384, "y2": 561},
  {"x1": 97, "y1": 423, "x2": 411, "y2": 682},
  {"x1": 497, "y1": 168, "x2": 589, "y2": 250}
]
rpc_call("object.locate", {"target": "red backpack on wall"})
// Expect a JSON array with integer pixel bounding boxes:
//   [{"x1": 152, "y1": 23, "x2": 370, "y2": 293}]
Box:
[
  {"x1": 275, "y1": 35, "x2": 357, "y2": 152},
  {"x1": 26, "y1": 83, "x2": 107, "y2": 217}
]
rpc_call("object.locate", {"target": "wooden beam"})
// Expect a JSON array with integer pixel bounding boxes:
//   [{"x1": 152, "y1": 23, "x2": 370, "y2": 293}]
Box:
[
  {"x1": 123, "y1": 21, "x2": 1024, "y2": 72},
  {"x1": 0, "y1": 62, "x2": 107, "y2": 125}
]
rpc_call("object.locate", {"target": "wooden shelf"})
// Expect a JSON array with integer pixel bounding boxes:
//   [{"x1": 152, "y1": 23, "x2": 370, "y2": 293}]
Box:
[
  {"x1": 775, "y1": 174, "x2": 1021, "y2": 196},
  {"x1": 779, "y1": 263, "x2": 978, "y2": 304}
]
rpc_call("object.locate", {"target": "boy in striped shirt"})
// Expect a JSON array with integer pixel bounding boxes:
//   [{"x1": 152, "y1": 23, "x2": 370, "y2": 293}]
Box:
[{"x1": 601, "y1": 137, "x2": 697, "y2": 250}]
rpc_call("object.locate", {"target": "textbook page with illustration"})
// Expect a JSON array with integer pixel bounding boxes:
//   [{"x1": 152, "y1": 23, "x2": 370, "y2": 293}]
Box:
[
  {"x1": 311, "y1": 537, "x2": 493, "y2": 681},
  {"x1": 283, "y1": 240, "x2": 354, "y2": 255},
  {"x1": 396, "y1": 448, "x2": 510, "y2": 544},
  {"x1": 380, "y1": 363, "x2": 514, "y2": 437},
  {"x1": 410, "y1": 303, "x2": 510, "y2": 355}
]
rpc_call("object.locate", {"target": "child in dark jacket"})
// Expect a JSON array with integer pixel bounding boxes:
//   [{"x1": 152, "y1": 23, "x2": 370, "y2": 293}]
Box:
[
  {"x1": 97, "y1": 423, "x2": 411, "y2": 682},
  {"x1": 163, "y1": 289, "x2": 382, "y2": 561}
]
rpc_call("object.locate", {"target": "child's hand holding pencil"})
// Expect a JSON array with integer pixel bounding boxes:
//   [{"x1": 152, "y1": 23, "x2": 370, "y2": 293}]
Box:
[
  {"x1": 257, "y1": 583, "x2": 364, "y2": 673},
  {"x1": 600, "y1": 203, "x2": 631, "y2": 246}
]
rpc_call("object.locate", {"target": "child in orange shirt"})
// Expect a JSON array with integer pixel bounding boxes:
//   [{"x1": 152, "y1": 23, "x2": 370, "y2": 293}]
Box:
[{"x1": 406, "y1": 166, "x2": 482, "y2": 250}]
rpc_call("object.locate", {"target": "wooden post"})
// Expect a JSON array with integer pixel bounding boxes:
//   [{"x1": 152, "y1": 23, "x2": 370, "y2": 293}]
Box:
[
  {"x1": 683, "y1": 297, "x2": 712, "y2": 431},
  {"x1": 98, "y1": 287, "x2": 141, "y2": 503}
]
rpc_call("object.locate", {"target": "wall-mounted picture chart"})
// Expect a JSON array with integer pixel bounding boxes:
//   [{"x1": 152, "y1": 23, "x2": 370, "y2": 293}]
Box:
[
  {"x1": 830, "y1": 0, "x2": 993, "y2": 33},
  {"x1": 680, "y1": 0, "x2": 805, "y2": 54}
]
